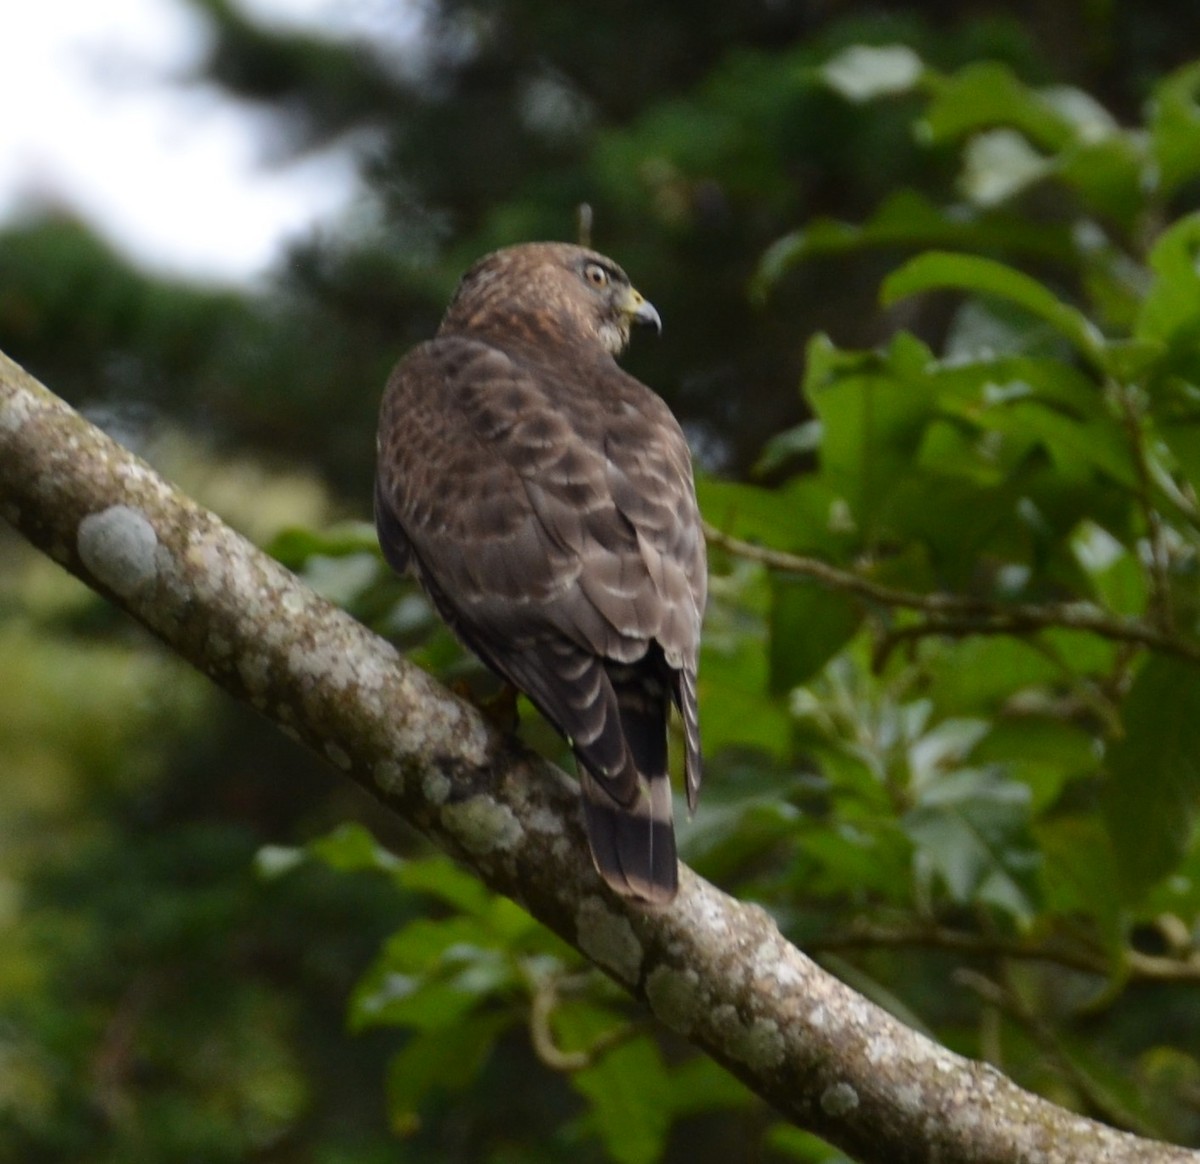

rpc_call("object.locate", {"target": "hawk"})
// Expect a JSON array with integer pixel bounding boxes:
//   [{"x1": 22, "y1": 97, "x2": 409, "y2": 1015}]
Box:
[{"x1": 375, "y1": 242, "x2": 706, "y2": 903}]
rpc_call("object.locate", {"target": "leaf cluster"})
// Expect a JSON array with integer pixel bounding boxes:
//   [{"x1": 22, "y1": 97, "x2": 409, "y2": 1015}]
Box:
[{"x1": 280, "y1": 46, "x2": 1200, "y2": 1160}]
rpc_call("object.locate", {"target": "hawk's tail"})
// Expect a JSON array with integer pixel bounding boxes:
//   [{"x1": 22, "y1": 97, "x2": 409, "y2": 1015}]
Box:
[
  {"x1": 580, "y1": 770, "x2": 677, "y2": 904},
  {"x1": 578, "y1": 669, "x2": 678, "y2": 904}
]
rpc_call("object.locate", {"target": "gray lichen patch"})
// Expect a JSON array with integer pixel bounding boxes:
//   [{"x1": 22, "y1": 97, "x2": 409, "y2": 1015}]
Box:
[
  {"x1": 441, "y1": 795, "x2": 523, "y2": 856},
  {"x1": 281, "y1": 588, "x2": 306, "y2": 615},
  {"x1": 207, "y1": 633, "x2": 232, "y2": 660},
  {"x1": 753, "y1": 938, "x2": 805, "y2": 989},
  {"x1": 684, "y1": 883, "x2": 733, "y2": 938},
  {"x1": 408, "y1": 695, "x2": 491, "y2": 771},
  {"x1": 77, "y1": 505, "x2": 161, "y2": 598},
  {"x1": 820, "y1": 1081, "x2": 860, "y2": 1117},
  {"x1": 237, "y1": 651, "x2": 272, "y2": 699},
  {"x1": 575, "y1": 896, "x2": 643, "y2": 984},
  {"x1": 374, "y1": 759, "x2": 405, "y2": 796},
  {"x1": 526, "y1": 805, "x2": 564, "y2": 836},
  {"x1": 287, "y1": 637, "x2": 361, "y2": 693},
  {"x1": 324, "y1": 741, "x2": 353, "y2": 770},
  {"x1": 711, "y1": 1006, "x2": 787, "y2": 1071},
  {"x1": 645, "y1": 964, "x2": 705, "y2": 1036},
  {"x1": 865, "y1": 1029, "x2": 903, "y2": 1067},
  {"x1": 0, "y1": 385, "x2": 36, "y2": 432},
  {"x1": 423, "y1": 768, "x2": 452, "y2": 805},
  {"x1": 807, "y1": 1001, "x2": 832, "y2": 1031},
  {"x1": 737, "y1": 1019, "x2": 786, "y2": 1070},
  {"x1": 892, "y1": 1081, "x2": 925, "y2": 1116},
  {"x1": 185, "y1": 532, "x2": 268, "y2": 613}
]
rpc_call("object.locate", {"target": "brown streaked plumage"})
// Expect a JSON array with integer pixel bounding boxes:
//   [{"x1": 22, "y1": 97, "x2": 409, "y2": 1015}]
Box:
[{"x1": 374, "y1": 242, "x2": 706, "y2": 903}]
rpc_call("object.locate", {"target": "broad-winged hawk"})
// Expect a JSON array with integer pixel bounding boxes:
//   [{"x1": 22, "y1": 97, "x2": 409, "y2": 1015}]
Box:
[{"x1": 375, "y1": 242, "x2": 706, "y2": 903}]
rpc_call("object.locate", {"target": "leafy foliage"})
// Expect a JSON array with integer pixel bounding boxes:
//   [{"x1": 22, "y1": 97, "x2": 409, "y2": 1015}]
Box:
[
  {"x1": 8, "y1": 4, "x2": 1200, "y2": 1162},
  {"x1": 281, "y1": 44, "x2": 1200, "y2": 1158}
]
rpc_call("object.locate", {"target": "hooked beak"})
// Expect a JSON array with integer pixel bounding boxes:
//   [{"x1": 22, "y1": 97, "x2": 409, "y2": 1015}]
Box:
[{"x1": 619, "y1": 285, "x2": 663, "y2": 336}]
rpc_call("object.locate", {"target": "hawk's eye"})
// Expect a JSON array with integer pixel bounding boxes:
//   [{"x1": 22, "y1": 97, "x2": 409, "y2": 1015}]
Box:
[{"x1": 583, "y1": 263, "x2": 609, "y2": 288}]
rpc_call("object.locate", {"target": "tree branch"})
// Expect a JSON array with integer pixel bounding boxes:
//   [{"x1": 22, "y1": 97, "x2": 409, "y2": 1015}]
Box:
[
  {"x1": 2, "y1": 349, "x2": 1196, "y2": 1164},
  {"x1": 702, "y1": 522, "x2": 1200, "y2": 665},
  {"x1": 811, "y1": 921, "x2": 1200, "y2": 984},
  {"x1": 954, "y1": 969, "x2": 1158, "y2": 1139}
]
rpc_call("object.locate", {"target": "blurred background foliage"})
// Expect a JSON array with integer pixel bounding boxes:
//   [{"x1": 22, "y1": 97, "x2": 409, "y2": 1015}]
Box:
[{"x1": 6, "y1": 1, "x2": 1200, "y2": 1160}]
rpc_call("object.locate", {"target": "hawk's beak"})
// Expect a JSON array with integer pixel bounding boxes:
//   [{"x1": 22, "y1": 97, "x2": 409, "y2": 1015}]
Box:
[{"x1": 621, "y1": 286, "x2": 663, "y2": 336}]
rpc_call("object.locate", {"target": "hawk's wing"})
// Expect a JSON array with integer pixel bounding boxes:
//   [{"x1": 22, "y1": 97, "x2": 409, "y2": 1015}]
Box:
[{"x1": 375, "y1": 335, "x2": 704, "y2": 899}]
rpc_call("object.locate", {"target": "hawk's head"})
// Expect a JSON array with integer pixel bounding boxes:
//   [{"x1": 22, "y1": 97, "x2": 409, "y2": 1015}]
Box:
[{"x1": 440, "y1": 242, "x2": 662, "y2": 357}]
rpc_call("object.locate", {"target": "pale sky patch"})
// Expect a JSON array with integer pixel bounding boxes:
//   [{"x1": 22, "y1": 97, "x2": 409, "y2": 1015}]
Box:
[{"x1": 0, "y1": 0, "x2": 417, "y2": 285}]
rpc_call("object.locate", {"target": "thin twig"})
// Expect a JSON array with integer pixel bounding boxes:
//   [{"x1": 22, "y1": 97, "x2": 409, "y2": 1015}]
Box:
[
  {"x1": 702, "y1": 521, "x2": 1200, "y2": 664},
  {"x1": 813, "y1": 924, "x2": 1105, "y2": 977},
  {"x1": 527, "y1": 972, "x2": 640, "y2": 1072},
  {"x1": 811, "y1": 922, "x2": 1200, "y2": 984},
  {"x1": 956, "y1": 968, "x2": 1160, "y2": 1139},
  {"x1": 1113, "y1": 382, "x2": 1174, "y2": 632}
]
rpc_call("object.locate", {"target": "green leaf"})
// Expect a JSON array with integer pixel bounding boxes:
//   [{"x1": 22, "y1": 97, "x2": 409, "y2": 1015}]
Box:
[
  {"x1": 1103, "y1": 655, "x2": 1200, "y2": 900},
  {"x1": 1057, "y1": 136, "x2": 1145, "y2": 231},
  {"x1": 307, "y1": 822, "x2": 402, "y2": 875},
  {"x1": 936, "y1": 352, "x2": 1106, "y2": 418},
  {"x1": 959, "y1": 129, "x2": 1051, "y2": 207},
  {"x1": 1070, "y1": 520, "x2": 1146, "y2": 616},
  {"x1": 378, "y1": 917, "x2": 499, "y2": 974},
  {"x1": 1160, "y1": 421, "x2": 1200, "y2": 497},
  {"x1": 1140, "y1": 839, "x2": 1200, "y2": 924},
  {"x1": 665, "y1": 1055, "x2": 755, "y2": 1116},
  {"x1": 914, "y1": 418, "x2": 1005, "y2": 486},
  {"x1": 699, "y1": 628, "x2": 793, "y2": 759},
  {"x1": 550, "y1": 999, "x2": 629, "y2": 1054},
  {"x1": 1136, "y1": 212, "x2": 1200, "y2": 355},
  {"x1": 881, "y1": 251, "x2": 1105, "y2": 367},
  {"x1": 349, "y1": 912, "x2": 521, "y2": 1032},
  {"x1": 1149, "y1": 62, "x2": 1200, "y2": 202},
  {"x1": 797, "y1": 819, "x2": 914, "y2": 903},
  {"x1": 768, "y1": 1123, "x2": 855, "y2": 1162},
  {"x1": 1037, "y1": 816, "x2": 1125, "y2": 963},
  {"x1": 266, "y1": 520, "x2": 379, "y2": 567},
  {"x1": 972, "y1": 716, "x2": 1099, "y2": 813},
  {"x1": 695, "y1": 475, "x2": 797, "y2": 543},
  {"x1": 352, "y1": 971, "x2": 485, "y2": 1033},
  {"x1": 769, "y1": 575, "x2": 863, "y2": 693},
  {"x1": 920, "y1": 63, "x2": 1076, "y2": 152},
  {"x1": 802, "y1": 335, "x2": 940, "y2": 535},
  {"x1": 385, "y1": 1013, "x2": 511, "y2": 1136},
  {"x1": 753, "y1": 419, "x2": 822, "y2": 476},
  {"x1": 681, "y1": 786, "x2": 804, "y2": 887},
  {"x1": 924, "y1": 636, "x2": 1063, "y2": 715},
  {"x1": 572, "y1": 1037, "x2": 673, "y2": 1164},
  {"x1": 1041, "y1": 84, "x2": 1121, "y2": 141},
  {"x1": 697, "y1": 472, "x2": 845, "y2": 556},
  {"x1": 756, "y1": 190, "x2": 1075, "y2": 292},
  {"x1": 818, "y1": 44, "x2": 925, "y2": 103},
  {"x1": 970, "y1": 396, "x2": 1136, "y2": 489},
  {"x1": 1039, "y1": 627, "x2": 1118, "y2": 676},
  {"x1": 393, "y1": 854, "x2": 496, "y2": 916},
  {"x1": 903, "y1": 768, "x2": 1042, "y2": 922}
]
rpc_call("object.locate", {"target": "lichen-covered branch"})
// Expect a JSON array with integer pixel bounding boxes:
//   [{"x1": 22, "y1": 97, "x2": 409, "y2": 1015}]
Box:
[{"x1": 1, "y1": 349, "x2": 1195, "y2": 1164}]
